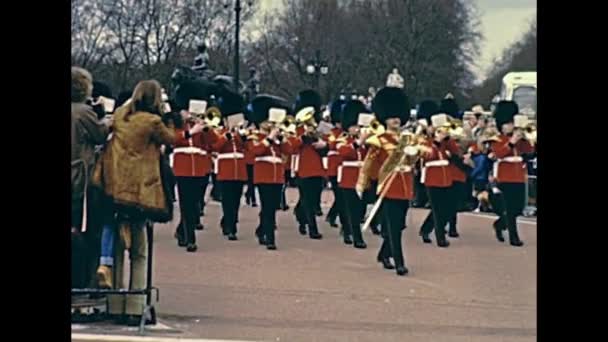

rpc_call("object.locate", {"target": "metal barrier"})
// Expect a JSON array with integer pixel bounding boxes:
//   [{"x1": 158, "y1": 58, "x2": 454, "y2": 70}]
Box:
[{"x1": 71, "y1": 222, "x2": 159, "y2": 334}]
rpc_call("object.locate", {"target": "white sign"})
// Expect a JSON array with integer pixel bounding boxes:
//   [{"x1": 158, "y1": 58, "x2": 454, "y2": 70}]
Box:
[
  {"x1": 357, "y1": 113, "x2": 375, "y2": 127},
  {"x1": 226, "y1": 113, "x2": 246, "y2": 129},
  {"x1": 189, "y1": 100, "x2": 207, "y2": 114},
  {"x1": 431, "y1": 114, "x2": 448, "y2": 128},
  {"x1": 269, "y1": 108, "x2": 287, "y2": 123},
  {"x1": 98, "y1": 96, "x2": 115, "y2": 113}
]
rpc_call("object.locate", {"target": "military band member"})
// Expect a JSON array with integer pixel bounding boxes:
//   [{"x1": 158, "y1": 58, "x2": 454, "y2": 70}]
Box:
[
  {"x1": 490, "y1": 101, "x2": 534, "y2": 246},
  {"x1": 244, "y1": 122, "x2": 259, "y2": 207},
  {"x1": 325, "y1": 98, "x2": 346, "y2": 228},
  {"x1": 210, "y1": 91, "x2": 248, "y2": 241},
  {"x1": 172, "y1": 106, "x2": 214, "y2": 252},
  {"x1": 418, "y1": 114, "x2": 454, "y2": 248},
  {"x1": 251, "y1": 116, "x2": 293, "y2": 250},
  {"x1": 291, "y1": 90, "x2": 326, "y2": 240},
  {"x1": 336, "y1": 100, "x2": 368, "y2": 248},
  {"x1": 357, "y1": 87, "x2": 417, "y2": 276}
]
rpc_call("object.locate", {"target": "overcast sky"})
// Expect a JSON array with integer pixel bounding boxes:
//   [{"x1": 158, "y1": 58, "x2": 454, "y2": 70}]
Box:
[{"x1": 256, "y1": 0, "x2": 536, "y2": 81}]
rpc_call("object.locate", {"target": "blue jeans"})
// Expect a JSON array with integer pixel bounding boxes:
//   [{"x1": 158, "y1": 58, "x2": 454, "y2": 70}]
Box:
[{"x1": 100, "y1": 223, "x2": 116, "y2": 266}]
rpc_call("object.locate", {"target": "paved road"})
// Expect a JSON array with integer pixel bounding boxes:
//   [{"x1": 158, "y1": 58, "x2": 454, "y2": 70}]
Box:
[{"x1": 73, "y1": 188, "x2": 536, "y2": 342}]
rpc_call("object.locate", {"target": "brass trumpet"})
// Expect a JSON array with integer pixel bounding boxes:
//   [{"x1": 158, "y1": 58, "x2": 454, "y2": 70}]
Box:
[{"x1": 369, "y1": 118, "x2": 385, "y2": 136}]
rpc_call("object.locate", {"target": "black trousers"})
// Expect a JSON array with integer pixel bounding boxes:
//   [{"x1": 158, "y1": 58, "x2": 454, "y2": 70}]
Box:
[
  {"x1": 496, "y1": 183, "x2": 525, "y2": 241},
  {"x1": 341, "y1": 189, "x2": 366, "y2": 243},
  {"x1": 199, "y1": 174, "x2": 210, "y2": 215},
  {"x1": 447, "y1": 181, "x2": 466, "y2": 232},
  {"x1": 294, "y1": 176, "x2": 323, "y2": 235},
  {"x1": 327, "y1": 176, "x2": 342, "y2": 222},
  {"x1": 176, "y1": 176, "x2": 206, "y2": 244},
  {"x1": 245, "y1": 164, "x2": 257, "y2": 204},
  {"x1": 363, "y1": 180, "x2": 382, "y2": 229},
  {"x1": 378, "y1": 199, "x2": 409, "y2": 267},
  {"x1": 257, "y1": 184, "x2": 282, "y2": 244},
  {"x1": 413, "y1": 172, "x2": 428, "y2": 207},
  {"x1": 280, "y1": 170, "x2": 291, "y2": 209},
  {"x1": 210, "y1": 173, "x2": 222, "y2": 201},
  {"x1": 420, "y1": 187, "x2": 452, "y2": 242},
  {"x1": 220, "y1": 180, "x2": 244, "y2": 235}
]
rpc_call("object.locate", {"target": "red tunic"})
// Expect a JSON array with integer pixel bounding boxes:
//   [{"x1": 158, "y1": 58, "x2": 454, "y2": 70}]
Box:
[
  {"x1": 373, "y1": 132, "x2": 414, "y2": 200},
  {"x1": 325, "y1": 127, "x2": 343, "y2": 177},
  {"x1": 290, "y1": 127, "x2": 326, "y2": 179},
  {"x1": 209, "y1": 129, "x2": 247, "y2": 181},
  {"x1": 420, "y1": 140, "x2": 452, "y2": 188},
  {"x1": 172, "y1": 124, "x2": 214, "y2": 177},
  {"x1": 446, "y1": 138, "x2": 467, "y2": 183},
  {"x1": 491, "y1": 135, "x2": 534, "y2": 183},
  {"x1": 337, "y1": 137, "x2": 367, "y2": 190},
  {"x1": 251, "y1": 134, "x2": 292, "y2": 184}
]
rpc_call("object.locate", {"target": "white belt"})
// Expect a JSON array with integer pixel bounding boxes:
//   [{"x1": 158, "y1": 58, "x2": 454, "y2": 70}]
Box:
[
  {"x1": 255, "y1": 156, "x2": 283, "y2": 164},
  {"x1": 395, "y1": 165, "x2": 412, "y2": 172},
  {"x1": 421, "y1": 160, "x2": 448, "y2": 184},
  {"x1": 322, "y1": 157, "x2": 328, "y2": 170},
  {"x1": 337, "y1": 161, "x2": 363, "y2": 183},
  {"x1": 493, "y1": 156, "x2": 525, "y2": 178},
  {"x1": 173, "y1": 146, "x2": 207, "y2": 156},
  {"x1": 215, "y1": 152, "x2": 245, "y2": 174},
  {"x1": 424, "y1": 160, "x2": 449, "y2": 167},
  {"x1": 341, "y1": 161, "x2": 363, "y2": 168},
  {"x1": 217, "y1": 152, "x2": 244, "y2": 160},
  {"x1": 327, "y1": 151, "x2": 340, "y2": 157},
  {"x1": 501, "y1": 156, "x2": 523, "y2": 163}
]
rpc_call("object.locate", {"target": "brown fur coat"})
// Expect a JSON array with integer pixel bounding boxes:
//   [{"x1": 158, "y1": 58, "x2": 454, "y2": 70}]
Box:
[{"x1": 92, "y1": 107, "x2": 175, "y2": 217}]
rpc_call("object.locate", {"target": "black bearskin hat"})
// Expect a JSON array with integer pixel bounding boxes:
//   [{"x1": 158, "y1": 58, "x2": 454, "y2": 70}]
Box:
[
  {"x1": 250, "y1": 94, "x2": 290, "y2": 126},
  {"x1": 329, "y1": 98, "x2": 346, "y2": 124},
  {"x1": 92, "y1": 81, "x2": 113, "y2": 99},
  {"x1": 372, "y1": 87, "x2": 410, "y2": 123},
  {"x1": 439, "y1": 98, "x2": 460, "y2": 117},
  {"x1": 417, "y1": 100, "x2": 439, "y2": 124},
  {"x1": 116, "y1": 90, "x2": 133, "y2": 108},
  {"x1": 493, "y1": 100, "x2": 519, "y2": 129},
  {"x1": 218, "y1": 91, "x2": 245, "y2": 117},
  {"x1": 174, "y1": 79, "x2": 220, "y2": 111},
  {"x1": 294, "y1": 89, "x2": 322, "y2": 122},
  {"x1": 341, "y1": 100, "x2": 367, "y2": 129}
]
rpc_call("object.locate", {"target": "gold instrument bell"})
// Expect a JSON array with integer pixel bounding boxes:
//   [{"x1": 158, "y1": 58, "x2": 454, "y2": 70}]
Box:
[
  {"x1": 369, "y1": 118, "x2": 385, "y2": 136},
  {"x1": 280, "y1": 115, "x2": 297, "y2": 135},
  {"x1": 203, "y1": 106, "x2": 222, "y2": 128},
  {"x1": 295, "y1": 106, "x2": 318, "y2": 128}
]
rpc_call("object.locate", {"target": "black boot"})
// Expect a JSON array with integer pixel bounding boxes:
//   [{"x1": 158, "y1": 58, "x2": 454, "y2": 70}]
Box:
[
  {"x1": 508, "y1": 227, "x2": 524, "y2": 247},
  {"x1": 448, "y1": 229, "x2": 459, "y2": 238},
  {"x1": 309, "y1": 232, "x2": 323, "y2": 240},
  {"x1": 493, "y1": 220, "x2": 505, "y2": 242},
  {"x1": 371, "y1": 225, "x2": 380, "y2": 235},
  {"x1": 298, "y1": 224, "x2": 307, "y2": 236},
  {"x1": 437, "y1": 236, "x2": 450, "y2": 248},
  {"x1": 419, "y1": 231, "x2": 432, "y2": 244},
  {"x1": 196, "y1": 223, "x2": 204, "y2": 231},
  {"x1": 326, "y1": 215, "x2": 338, "y2": 228},
  {"x1": 343, "y1": 235, "x2": 353, "y2": 245},
  {"x1": 353, "y1": 240, "x2": 367, "y2": 249},
  {"x1": 396, "y1": 265, "x2": 409, "y2": 276},
  {"x1": 227, "y1": 233, "x2": 238, "y2": 241},
  {"x1": 379, "y1": 258, "x2": 395, "y2": 270},
  {"x1": 186, "y1": 243, "x2": 198, "y2": 252}
]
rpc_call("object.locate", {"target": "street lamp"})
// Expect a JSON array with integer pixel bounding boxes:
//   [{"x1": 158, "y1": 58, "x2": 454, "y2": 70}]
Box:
[
  {"x1": 225, "y1": 0, "x2": 254, "y2": 93},
  {"x1": 306, "y1": 49, "x2": 328, "y2": 90}
]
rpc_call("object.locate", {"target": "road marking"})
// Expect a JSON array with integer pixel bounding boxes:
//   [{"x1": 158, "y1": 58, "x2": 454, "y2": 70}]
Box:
[{"x1": 71, "y1": 333, "x2": 259, "y2": 342}]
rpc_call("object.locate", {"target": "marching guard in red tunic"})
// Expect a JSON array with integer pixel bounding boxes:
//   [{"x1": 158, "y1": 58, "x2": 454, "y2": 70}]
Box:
[
  {"x1": 209, "y1": 91, "x2": 248, "y2": 240},
  {"x1": 336, "y1": 100, "x2": 368, "y2": 248},
  {"x1": 172, "y1": 104, "x2": 215, "y2": 252},
  {"x1": 490, "y1": 101, "x2": 535, "y2": 246}
]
